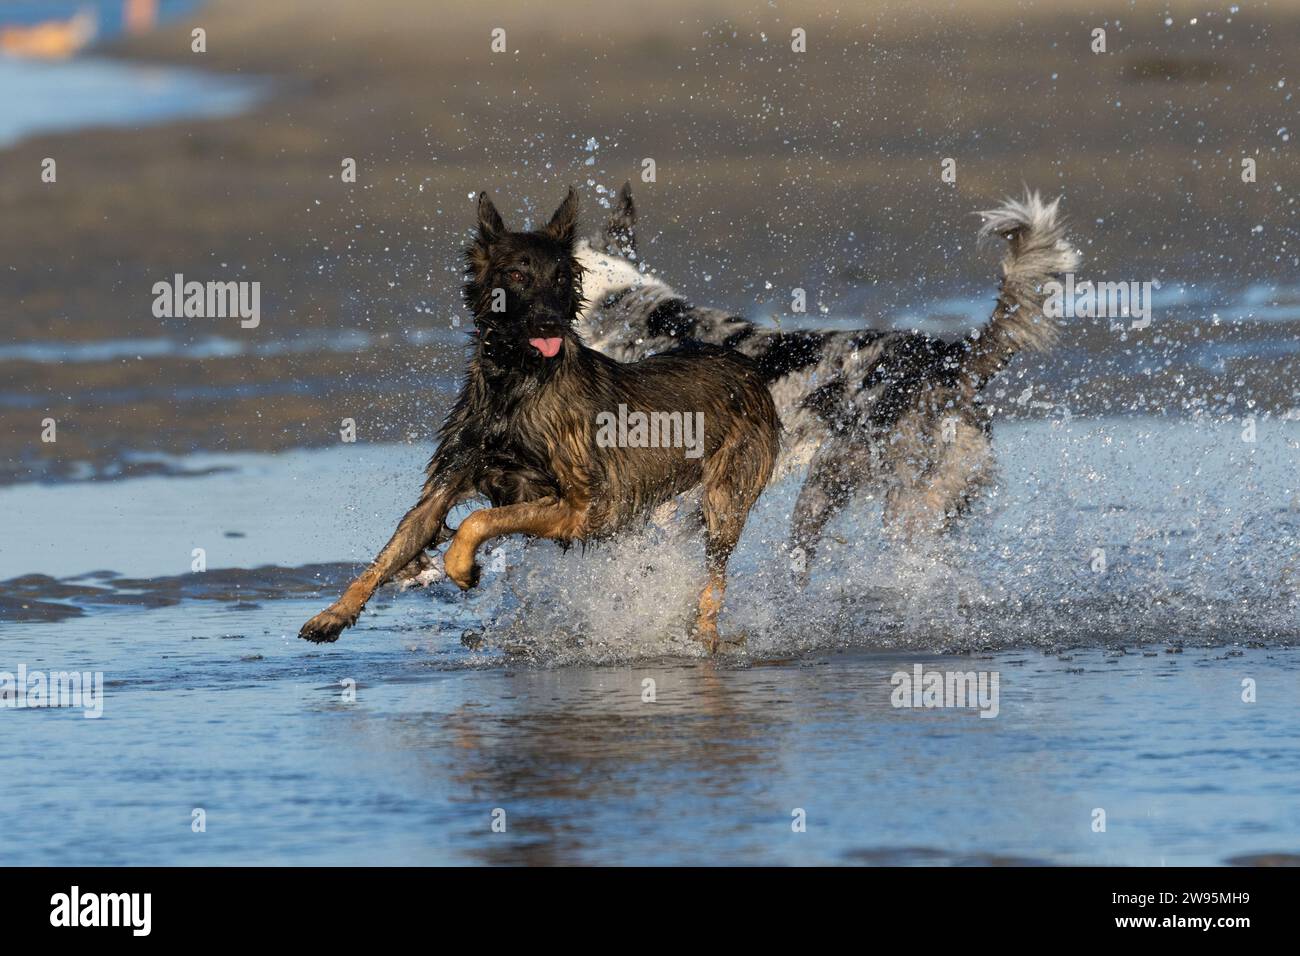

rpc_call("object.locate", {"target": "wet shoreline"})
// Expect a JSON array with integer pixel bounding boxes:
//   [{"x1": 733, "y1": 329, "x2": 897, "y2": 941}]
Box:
[
  {"x1": 6, "y1": 299, "x2": 1300, "y2": 487},
  {"x1": 4, "y1": 1, "x2": 1299, "y2": 487}
]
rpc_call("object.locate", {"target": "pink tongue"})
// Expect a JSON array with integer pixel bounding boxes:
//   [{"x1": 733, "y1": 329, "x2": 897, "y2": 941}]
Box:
[{"x1": 529, "y1": 337, "x2": 563, "y2": 358}]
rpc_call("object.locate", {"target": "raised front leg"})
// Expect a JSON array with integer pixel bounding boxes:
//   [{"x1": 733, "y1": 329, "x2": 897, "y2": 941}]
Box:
[
  {"x1": 299, "y1": 484, "x2": 463, "y2": 643},
  {"x1": 442, "y1": 497, "x2": 587, "y2": 590}
]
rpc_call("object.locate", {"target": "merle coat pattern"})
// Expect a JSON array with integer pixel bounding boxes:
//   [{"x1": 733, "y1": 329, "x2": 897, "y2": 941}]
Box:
[{"x1": 576, "y1": 184, "x2": 1078, "y2": 577}]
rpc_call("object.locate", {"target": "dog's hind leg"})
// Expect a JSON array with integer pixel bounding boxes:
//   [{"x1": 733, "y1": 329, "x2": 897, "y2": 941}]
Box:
[
  {"x1": 789, "y1": 436, "x2": 871, "y2": 584},
  {"x1": 442, "y1": 497, "x2": 589, "y2": 590},
  {"x1": 883, "y1": 425, "x2": 995, "y2": 541},
  {"x1": 694, "y1": 539, "x2": 737, "y2": 655},
  {"x1": 694, "y1": 431, "x2": 774, "y2": 653}
]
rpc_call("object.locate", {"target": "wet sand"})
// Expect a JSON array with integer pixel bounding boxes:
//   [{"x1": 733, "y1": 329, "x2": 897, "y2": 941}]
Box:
[{"x1": 2, "y1": 0, "x2": 1299, "y2": 483}]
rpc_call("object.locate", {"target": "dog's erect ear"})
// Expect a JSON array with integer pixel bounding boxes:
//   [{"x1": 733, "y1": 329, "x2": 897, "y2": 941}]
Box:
[
  {"x1": 614, "y1": 181, "x2": 636, "y2": 228},
  {"x1": 477, "y1": 191, "x2": 506, "y2": 243},
  {"x1": 602, "y1": 181, "x2": 637, "y2": 254},
  {"x1": 544, "y1": 187, "x2": 580, "y2": 246}
]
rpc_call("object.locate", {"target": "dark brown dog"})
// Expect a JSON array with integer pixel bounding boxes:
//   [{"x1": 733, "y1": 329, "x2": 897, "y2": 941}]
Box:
[{"x1": 299, "y1": 189, "x2": 779, "y2": 651}]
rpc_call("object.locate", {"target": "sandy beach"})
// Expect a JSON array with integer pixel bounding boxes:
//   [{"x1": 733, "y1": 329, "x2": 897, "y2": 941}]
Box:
[{"x1": 2, "y1": 0, "x2": 1298, "y2": 481}]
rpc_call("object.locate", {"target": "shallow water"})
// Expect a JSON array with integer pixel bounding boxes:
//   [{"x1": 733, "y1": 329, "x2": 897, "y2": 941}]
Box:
[
  {"x1": 2, "y1": 634, "x2": 1296, "y2": 866},
  {"x1": 777, "y1": 280, "x2": 1300, "y2": 333},
  {"x1": 0, "y1": 327, "x2": 462, "y2": 365},
  {"x1": 1, "y1": 417, "x2": 1298, "y2": 864},
  {"x1": 0, "y1": 54, "x2": 264, "y2": 148}
]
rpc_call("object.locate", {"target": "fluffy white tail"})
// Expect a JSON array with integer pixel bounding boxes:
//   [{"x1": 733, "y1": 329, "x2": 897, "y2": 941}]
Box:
[{"x1": 962, "y1": 192, "x2": 1079, "y2": 384}]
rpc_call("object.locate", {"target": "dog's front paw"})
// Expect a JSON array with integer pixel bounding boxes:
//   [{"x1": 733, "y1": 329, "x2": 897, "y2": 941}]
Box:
[
  {"x1": 443, "y1": 545, "x2": 481, "y2": 591},
  {"x1": 691, "y1": 620, "x2": 721, "y2": 655},
  {"x1": 298, "y1": 604, "x2": 356, "y2": 643}
]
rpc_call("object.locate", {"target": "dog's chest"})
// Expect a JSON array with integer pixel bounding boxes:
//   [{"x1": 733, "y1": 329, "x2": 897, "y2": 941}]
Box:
[{"x1": 490, "y1": 390, "x2": 590, "y2": 479}]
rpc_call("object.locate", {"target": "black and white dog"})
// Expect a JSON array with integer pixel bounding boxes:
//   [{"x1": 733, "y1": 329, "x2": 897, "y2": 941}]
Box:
[{"x1": 575, "y1": 184, "x2": 1079, "y2": 577}]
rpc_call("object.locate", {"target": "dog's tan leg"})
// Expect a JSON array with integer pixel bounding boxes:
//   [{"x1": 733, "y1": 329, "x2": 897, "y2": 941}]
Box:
[
  {"x1": 694, "y1": 572, "x2": 727, "y2": 654},
  {"x1": 692, "y1": 423, "x2": 773, "y2": 653},
  {"x1": 299, "y1": 485, "x2": 463, "y2": 643},
  {"x1": 443, "y1": 497, "x2": 588, "y2": 590}
]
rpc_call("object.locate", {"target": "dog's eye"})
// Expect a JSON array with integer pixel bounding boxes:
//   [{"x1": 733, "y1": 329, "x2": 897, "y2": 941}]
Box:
[
  {"x1": 556, "y1": 274, "x2": 568, "y2": 287},
  {"x1": 507, "y1": 270, "x2": 527, "y2": 284}
]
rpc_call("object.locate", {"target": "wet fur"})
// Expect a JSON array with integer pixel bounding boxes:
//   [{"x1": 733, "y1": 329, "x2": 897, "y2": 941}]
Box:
[
  {"x1": 576, "y1": 184, "x2": 1078, "y2": 574},
  {"x1": 300, "y1": 188, "x2": 779, "y2": 650}
]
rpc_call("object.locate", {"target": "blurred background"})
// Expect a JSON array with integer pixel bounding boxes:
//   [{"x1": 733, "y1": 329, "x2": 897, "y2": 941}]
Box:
[
  {"x1": 2, "y1": 2, "x2": 1298, "y2": 867},
  {"x1": 1, "y1": 0, "x2": 1296, "y2": 482}
]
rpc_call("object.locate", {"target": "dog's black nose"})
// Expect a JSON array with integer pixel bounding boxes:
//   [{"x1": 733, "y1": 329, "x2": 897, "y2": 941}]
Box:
[{"x1": 528, "y1": 311, "x2": 569, "y2": 332}]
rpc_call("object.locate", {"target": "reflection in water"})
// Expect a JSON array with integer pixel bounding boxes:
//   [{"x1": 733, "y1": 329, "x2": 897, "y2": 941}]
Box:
[
  {"x1": 239, "y1": 645, "x2": 1296, "y2": 866},
  {"x1": 429, "y1": 664, "x2": 785, "y2": 865}
]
